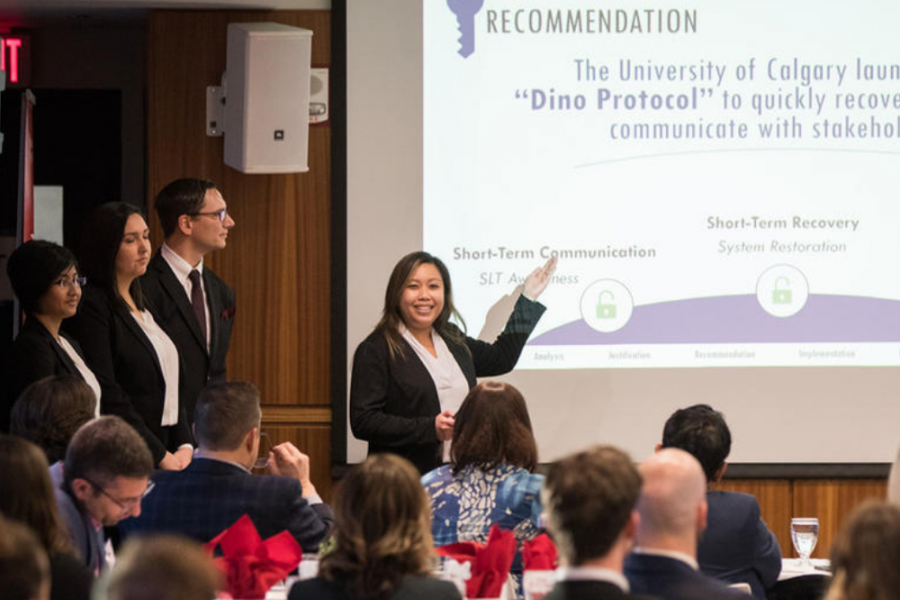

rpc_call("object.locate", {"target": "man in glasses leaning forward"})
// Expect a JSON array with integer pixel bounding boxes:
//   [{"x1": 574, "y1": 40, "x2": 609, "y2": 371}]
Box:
[
  {"x1": 141, "y1": 178, "x2": 237, "y2": 428},
  {"x1": 55, "y1": 416, "x2": 154, "y2": 576}
]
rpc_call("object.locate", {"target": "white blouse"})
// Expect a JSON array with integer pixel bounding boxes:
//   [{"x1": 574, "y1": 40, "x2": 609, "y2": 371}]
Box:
[
  {"x1": 130, "y1": 310, "x2": 180, "y2": 426},
  {"x1": 57, "y1": 336, "x2": 102, "y2": 417},
  {"x1": 400, "y1": 324, "x2": 470, "y2": 461}
]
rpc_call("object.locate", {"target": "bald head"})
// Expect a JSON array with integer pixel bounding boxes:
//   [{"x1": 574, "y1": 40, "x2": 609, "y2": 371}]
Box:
[{"x1": 637, "y1": 448, "x2": 707, "y2": 545}]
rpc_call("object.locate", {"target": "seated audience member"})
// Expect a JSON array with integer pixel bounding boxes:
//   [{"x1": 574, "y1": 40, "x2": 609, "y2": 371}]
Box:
[
  {"x1": 55, "y1": 416, "x2": 154, "y2": 575},
  {"x1": 4, "y1": 240, "x2": 100, "y2": 429},
  {"x1": 289, "y1": 454, "x2": 460, "y2": 600},
  {"x1": 422, "y1": 381, "x2": 543, "y2": 576},
  {"x1": 660, "y1": 404, "x2": 781, "y2": 597},
  {"x1": 625, "y1": 448, "x2": 746, "y2": 600},
  {"x1": 0, "y1": 515, "x2": 51, "y2": 600},
  {"x1": 10, "y1": 375, "x2": 96, "y2": 467},
  {"x1": 0, "y1": 435, "x2": 92, "y2": 600},
  {"x1": 541, "y1": 445, "x2": 647, "y2": 600},
  {"x1": 119, "y1": 382, "x2": 333, "y2": 552},
  {"x1": 96, "y1": 535, "x2": 221, "y2": 600},
  {"x1": 825, "y1": 500, "x2": 900, "y2": 600}
]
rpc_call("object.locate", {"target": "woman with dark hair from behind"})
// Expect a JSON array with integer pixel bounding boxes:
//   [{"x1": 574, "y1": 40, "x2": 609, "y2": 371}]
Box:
[
  {"x1": 4, "y1": 240, "x2": 101, "y2": 429},
  {"x1": 825, "y1": 500, "x2": 900, "y2": 600},
  {"x1": 0, "y1": 435, "x2": 92, "y2": 600},
  {"x1": 422, "y1": 381, "x2": 543, "y2": 594},
  {"x1": 64, "y1": 202, "x2": 191, "y2": 471},
  {"x1": 10, "y1": 375, "x2": 97, "y2": 466},
  {"x1": 289, "y1": 453, "x2": 460, "y2": 600}
]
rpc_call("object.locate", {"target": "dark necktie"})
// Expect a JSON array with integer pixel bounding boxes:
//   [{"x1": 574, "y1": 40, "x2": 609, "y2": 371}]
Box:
[{"x1": 188, "y1": 269, "x2": 208, "y2": 345}]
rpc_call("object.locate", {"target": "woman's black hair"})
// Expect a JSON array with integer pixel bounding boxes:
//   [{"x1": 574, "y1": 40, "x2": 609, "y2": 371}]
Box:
[
  {"x1": 6, "y1": 240, "x2": 78, "y2": 316},
  {"x1": 78, "y1": 202, "x2": 147, "y2": 311}
]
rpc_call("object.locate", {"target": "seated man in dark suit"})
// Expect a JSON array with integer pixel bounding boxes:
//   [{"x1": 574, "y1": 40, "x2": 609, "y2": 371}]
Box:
[
  {"x1": 119, "y1": 382, "x2": 333, "y2": 552},
  {"x1": 625, "y1": 449, "x2": 747, "y2": 600},
  {"x1": 542, "y1": 445, "x2": 648, "y2": 600},
  {"x1": 660, "y1": 404, "x2": 781, "y2": 598},
  {"x1": 141, "y1": 178, "x2": 236, "y2": 426}
]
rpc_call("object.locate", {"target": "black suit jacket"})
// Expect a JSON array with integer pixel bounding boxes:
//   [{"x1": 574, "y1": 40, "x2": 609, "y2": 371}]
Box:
[
  {"x1": 544, "y1": 580, "x2": 652, "y2": 600},
  {"x1": 289, "y1": 574, "x2": 461, "y2": 600},
  {"x1": 119, "y1": 457, "x2": 334, "y2": 553},
  {"x1": 625, "y1": 553, "x2": 748, "y2": 600},
  {"x1": 63, "y1": 285, "x2": 191, "y2": 464},
  {"x1": 141, "y1": 251, "x2": 235, "y2": 424},
  {"x1": 349, "y1": 295, "x2": 545, "y2": 473},
  {"x1": 698, "y1": 492, "x2": 782, "y2": 598},
  {"x1": 3, "y1": 318, "x2": 92, "y2": 428}
]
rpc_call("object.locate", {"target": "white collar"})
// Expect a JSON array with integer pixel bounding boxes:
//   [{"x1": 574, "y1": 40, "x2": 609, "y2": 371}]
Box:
[
  {"x1": 557, "y1": 566, "x2": 630, "y2": 592},
  {"x1": 632, "y1": 547, "x2": 699, "y2": 570},
  {"x1": 193, "y1": 454, "x2": 251, "y2": 474},
  {"x1": 161, "y1": 243, "x2": 203, "y2": 281}
]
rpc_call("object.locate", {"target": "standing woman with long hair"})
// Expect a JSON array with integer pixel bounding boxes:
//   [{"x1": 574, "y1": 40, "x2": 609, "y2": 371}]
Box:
[
  {"x1": 350, "y1": 251, "x2": 555, "y2": 473},
  {"x1": 65, "y1": 202, "x2": 191, "y2": 470},
  {"x1": 289, "y1": 453, "x2": 460, "y2": 600},
  {"x1": 0, "y1": 435, "x2": 92, "y2": 600}
]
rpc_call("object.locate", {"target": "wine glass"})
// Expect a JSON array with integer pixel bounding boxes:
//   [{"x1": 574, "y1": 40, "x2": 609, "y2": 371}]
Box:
[{"x1": 791, "y1": 517, "x2": 819, "y2": 567}]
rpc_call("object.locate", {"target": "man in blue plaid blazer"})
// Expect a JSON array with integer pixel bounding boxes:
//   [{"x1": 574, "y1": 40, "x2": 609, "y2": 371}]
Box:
[{"x1": 119, "y1": 382, "x2": 333, "y2": 552}]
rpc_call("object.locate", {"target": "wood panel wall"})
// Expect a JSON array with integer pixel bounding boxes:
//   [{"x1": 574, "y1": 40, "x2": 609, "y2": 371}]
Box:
[
  {"x1": 146, "y1": 10, "x2": 333, "y2": 498},
  {"x1": 718, "y1": 479, "x2": 887, "y2": 559}
]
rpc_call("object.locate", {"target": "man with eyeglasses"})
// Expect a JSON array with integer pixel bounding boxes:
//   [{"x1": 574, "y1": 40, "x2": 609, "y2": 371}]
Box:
[
  {"x1": 119, "y1": 382, "x2": 333, "y2": 553},
  {"x1": 141, "y1": 178, "x2": 236, "y2": 427},
  {"x1": 54, "y1": 416, "x2": 154, "y2": 576}
]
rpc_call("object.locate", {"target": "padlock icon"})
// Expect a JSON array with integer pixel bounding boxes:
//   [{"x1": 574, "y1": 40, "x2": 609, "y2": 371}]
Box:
[
  {"x1": 597, "y1": 291, "x2": 617, "y2": 319},
  {"x1": 772, "y1": 277, "x2": 792, "y2": 304}
]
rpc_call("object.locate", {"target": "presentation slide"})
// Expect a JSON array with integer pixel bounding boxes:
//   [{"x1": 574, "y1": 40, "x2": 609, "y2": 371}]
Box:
[
  {"x1": 345, "y1": 0, "x2": 900, "y2": 465},
  {"x1": 423, "y1": 0, "x2": 900, "y2": 369}
]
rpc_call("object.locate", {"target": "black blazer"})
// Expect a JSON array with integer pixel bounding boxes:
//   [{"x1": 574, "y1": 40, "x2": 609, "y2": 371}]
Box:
[
  {"x1": 7, "y1": 317, "x2": 91, "y2": 412},
  {"x1": 63, "y1": 284, "x2": 191, "y2": 464},
  {"x1": 625, "y1": 553, "x2": 748, "y2": 600},
  {"x1": 349, "y1": 295, "x2": 545, "y2": 473},
  {"x1": 544, "y1": 580, "x2": 653, "y2": 600},
  {"x1": 289, "y1": 574, "x2": 461, "y2": 600},
  {"x1": 141, "y1": 251, "x2": 235, "y2": 424}
]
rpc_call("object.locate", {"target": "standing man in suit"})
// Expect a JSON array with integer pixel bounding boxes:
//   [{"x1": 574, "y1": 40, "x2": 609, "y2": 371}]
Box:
[
  {"x1": 142, "y1": 178, "x2": 236, "y2": 425},
  {"x1": 542, "y1": 445, "x2": 647, "y2": 600},
  {"x1": 625, "y1": 449, "x2": 747, "y2": 600},
  {"x1": 119, "y1": 382, "x2": 333, "y2": 553},
  {"x1": 660, "y1": 404, "x2": 781, "y2": 598}
]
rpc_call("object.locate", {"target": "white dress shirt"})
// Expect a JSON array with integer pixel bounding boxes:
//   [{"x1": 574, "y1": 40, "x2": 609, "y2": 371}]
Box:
[
  {"x1": 57, "y1": 336, "x2": 102, "y2": 416},
  {"x1": 130, "y1": 310, "x2": 180, "y2": 426},
  {"x1": 558, "y1": 566, "x2": 631, "y2": 592}
]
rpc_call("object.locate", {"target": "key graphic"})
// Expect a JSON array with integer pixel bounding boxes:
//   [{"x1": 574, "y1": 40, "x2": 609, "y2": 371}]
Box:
[{"x1": 446, "y1": 0, "x2": 484, "y2": 58}]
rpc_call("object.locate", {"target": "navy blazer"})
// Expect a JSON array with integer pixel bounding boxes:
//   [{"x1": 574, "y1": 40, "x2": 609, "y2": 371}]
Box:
[
  {"x1": 119, "y1": 457, "x2": 334, "y2": 553},
  {"x1": 349, "y1": 295, "x2": 546, "y2": 473},
  {"x1": 625, "y1": 553, "x2": 748, "y2": 600},
  {"x1": 63, "y1": 284, "x2": 191, "y2": 464},
  {"x1": 698, "y1": 491, "x2": 782, "y2": 598},
  {"x1": 141, "y1": 251, "x2": 235, "y2": 424}
]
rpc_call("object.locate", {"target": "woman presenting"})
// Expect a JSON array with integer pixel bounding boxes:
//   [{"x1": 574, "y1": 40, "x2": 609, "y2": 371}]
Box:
[{"x1": 350, "y1": 251, "x2": 556, "y2": 473}]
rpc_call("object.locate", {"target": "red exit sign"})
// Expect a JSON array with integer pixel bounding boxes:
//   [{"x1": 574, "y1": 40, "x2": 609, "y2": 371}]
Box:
[{"x1": 0, "y1": 35, "x2": 30, "y2": 86}]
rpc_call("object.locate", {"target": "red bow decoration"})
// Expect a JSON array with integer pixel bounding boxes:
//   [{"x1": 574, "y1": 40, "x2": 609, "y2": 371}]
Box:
[
  {"x1": 437, "y1": 525, "x2": 516, "y2": 598},
  {"x1": 204, "y1": 514, "x2": 302, "y2": 599},
  {"x1": 522, "y1": 534, "x2": 558, "y2": 571}
]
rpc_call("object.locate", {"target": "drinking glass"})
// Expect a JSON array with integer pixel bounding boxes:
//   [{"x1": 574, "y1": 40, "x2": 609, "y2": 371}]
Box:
[{"x1": 791, "y1": 517, "x2": 819, "y2": 567}]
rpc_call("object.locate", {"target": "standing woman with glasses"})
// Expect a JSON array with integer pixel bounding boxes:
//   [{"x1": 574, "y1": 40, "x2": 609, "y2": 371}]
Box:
[
  {"x1": 5, "y1": 241, "x2": 101, "y2": 426},
  {"x1": 64, "y1": 202, "x2": 192, "y2": 471}
]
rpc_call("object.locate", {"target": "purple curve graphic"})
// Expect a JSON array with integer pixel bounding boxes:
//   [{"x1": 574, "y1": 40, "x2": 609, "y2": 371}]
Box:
[
  {"x1": 529, "y1": 294, "x2": 900, "y2": 345},
  {"x1": 446, "y1": 0, "x2": 484, "y2": 58}
]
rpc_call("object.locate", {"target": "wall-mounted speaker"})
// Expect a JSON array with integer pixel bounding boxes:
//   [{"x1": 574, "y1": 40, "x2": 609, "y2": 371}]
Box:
[{"x1": 224, "y1": 23, "x2": 312, "y2": 174}]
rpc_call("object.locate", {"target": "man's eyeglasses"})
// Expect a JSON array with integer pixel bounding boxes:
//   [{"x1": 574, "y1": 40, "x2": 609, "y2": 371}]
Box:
[
  {"x1": 85, "y1": 478, "x2": 155, "y2": 513},
  {"x1": 53, "y1": 276, "x2": 87, "y2": 289},
  {"x1": 189, "y1": 209, "x2": 229, "y2": 222}
]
